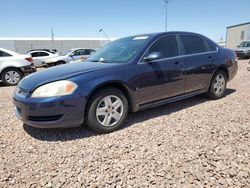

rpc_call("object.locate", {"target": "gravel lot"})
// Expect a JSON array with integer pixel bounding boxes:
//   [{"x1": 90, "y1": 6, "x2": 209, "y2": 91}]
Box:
[{"x1": 0, "y1": 60, "x2": 249, "y2": 187}]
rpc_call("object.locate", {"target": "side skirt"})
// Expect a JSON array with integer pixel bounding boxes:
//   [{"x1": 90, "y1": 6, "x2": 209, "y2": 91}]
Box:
[{"x1": 137, "y1": 89, "x2": 206, "y2": 111}]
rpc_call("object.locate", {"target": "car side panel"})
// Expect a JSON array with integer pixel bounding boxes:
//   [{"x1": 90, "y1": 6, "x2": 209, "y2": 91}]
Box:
[{"x1": 183, "y1": 52, "x2": 218, "y2": 93}]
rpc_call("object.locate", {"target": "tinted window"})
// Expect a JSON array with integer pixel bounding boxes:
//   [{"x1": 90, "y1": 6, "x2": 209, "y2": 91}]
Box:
[
  {"x1": 206, "y1": 40, "x2": 217, "y2": 51},
  {"x1": 83, "y1": 49, "x2": 91, "y2": 55},
  {"x1": 37, "y1": 52, "x2": 49, "y2": 57},
  {"x1": 30, "y1": 52, "x2": 38, "y2": 57},
  {"x1": 0, "y1": 50, "x2": 12, "y2": 57},
  {"x1": 148, "y1": 36, "x2": 179, "y2": 58},
  {"x1": 180, "y1": 35, "x2": 207, "y2": 55}
]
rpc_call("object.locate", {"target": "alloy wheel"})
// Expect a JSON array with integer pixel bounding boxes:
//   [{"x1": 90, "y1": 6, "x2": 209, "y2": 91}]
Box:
[
  {"x1": 213, "y1": 74, "x2": 226, "y2": 95},
  {"x1": 96, "y1": 95, "x2": 124, "y2": 127},
  {"x1": 5, "y1": 71, "x2": 21, "y2": 85}
]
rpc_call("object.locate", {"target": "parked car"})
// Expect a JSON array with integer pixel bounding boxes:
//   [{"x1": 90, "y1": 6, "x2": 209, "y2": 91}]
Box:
[
  {"x1": 235, "y1": 40, "x2": 250, "y2": 58},
  {"x1": 27, "y1": 50, "x2": 58, "y2": 67},
  {"x1": 45, "y1": 48, "x2": 96, "y2": 67},
  {"x1": 13, "y1": 32, "x2": 238, "y2": 133},
  {"x1": 0, "y1": 48, "x2": 36, "y2": 86},
  {"x1": 247, "y1": 60, "x2": 250, "y2": 71}
]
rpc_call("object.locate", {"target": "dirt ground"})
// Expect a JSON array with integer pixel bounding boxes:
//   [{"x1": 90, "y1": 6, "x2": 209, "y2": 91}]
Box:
[{"x1": 0, "y1": 59, "x2": 249, "y2": 187}]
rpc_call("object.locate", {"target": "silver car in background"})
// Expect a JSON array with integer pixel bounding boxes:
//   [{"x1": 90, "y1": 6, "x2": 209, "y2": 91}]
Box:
[
  {"x1": 0, "y1": 48, "x2": 36, "y2": 86},
  {"x1": 27, "y1": 50, "x2": 58, "y2": 67},
  {"x1": 44, "y1": 48, "x2": 95, "y2": 67},
  {"x1": 235, "y1": 40, "x2": 250, "y2": 58}
]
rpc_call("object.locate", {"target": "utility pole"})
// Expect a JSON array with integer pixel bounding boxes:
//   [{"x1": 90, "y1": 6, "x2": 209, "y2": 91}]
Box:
[
  {"x1": 164, "y1": 0, "x2": 169, "y2": 32},
  {"x1": 51, "y1": 27, "x2": 54, "y2": 50},
  {"x1": 99, "y1": 29, "x2": 111, "y2": 42}
]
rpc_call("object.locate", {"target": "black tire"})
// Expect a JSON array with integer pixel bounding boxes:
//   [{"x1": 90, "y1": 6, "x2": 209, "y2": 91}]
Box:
[
  {"x1": 206, "y1": 70, "x2": 227, "y2": 100},
  {"x1": 1, "y1": 68, "x2": 23, "y2": 86},
  {"x1": 55, "y1": 61, "x2": 65, "y2": 66},
  {"x1": 86, "y1": 87, "x2": 128, "y2": 133}
]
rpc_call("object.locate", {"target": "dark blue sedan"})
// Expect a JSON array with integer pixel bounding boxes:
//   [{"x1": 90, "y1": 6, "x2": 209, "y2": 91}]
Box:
[{"x1": 13, "y1": 32, "x2": 238, "y2": 133}]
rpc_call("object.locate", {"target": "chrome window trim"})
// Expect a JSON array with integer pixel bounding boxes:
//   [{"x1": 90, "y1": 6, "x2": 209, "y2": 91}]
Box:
[{"x1": 138, "y1": 34, "x2": 219, "y2": 65}]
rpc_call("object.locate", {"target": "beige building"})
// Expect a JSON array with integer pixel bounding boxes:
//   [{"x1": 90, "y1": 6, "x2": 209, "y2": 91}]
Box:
[
  {"x1": 0, "y1": 38, "x2": 111, "y2": 54},
  {"x1": 226, "y1": 22, "x2": 250, "y2": 49}
]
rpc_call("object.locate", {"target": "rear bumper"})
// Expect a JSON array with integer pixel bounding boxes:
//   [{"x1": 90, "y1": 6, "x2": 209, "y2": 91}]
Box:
[
  {"x1": 20, "y1": 65, "x2": 36, "y2": 75},
  {"x1": 13, "y1": 91, "x2": 87, "y2": 128}
]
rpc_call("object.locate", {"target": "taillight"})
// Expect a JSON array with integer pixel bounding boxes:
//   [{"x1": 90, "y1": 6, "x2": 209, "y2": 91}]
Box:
[{"x1": 25, "y1": 57, "x2": 33, "y2": 62}]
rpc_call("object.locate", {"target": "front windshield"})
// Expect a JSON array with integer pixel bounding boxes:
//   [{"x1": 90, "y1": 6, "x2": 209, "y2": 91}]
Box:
[
  {"x1": 239, "y1": 41, "x2": 250, "y2": 47},
  {"x1": 60, "y1": 50, "x2": 73, "y2": 56},
  {"x1": 87, "y1": 36, "x2": 150, "y2": 63}
]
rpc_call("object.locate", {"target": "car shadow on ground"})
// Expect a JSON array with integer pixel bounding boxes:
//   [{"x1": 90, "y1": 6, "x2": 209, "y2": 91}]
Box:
[{"x1": 23, "y1": 88, "x2": 236, "y2": 142}]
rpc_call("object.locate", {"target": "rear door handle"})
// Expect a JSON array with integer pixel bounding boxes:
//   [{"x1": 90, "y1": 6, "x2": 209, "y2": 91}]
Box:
[
  {"x1": 208, "y1": 56, "x2": 215, "y2": 61},
  {"x1": 174, "y1": 62, "x2": 184, "y2": 68}
]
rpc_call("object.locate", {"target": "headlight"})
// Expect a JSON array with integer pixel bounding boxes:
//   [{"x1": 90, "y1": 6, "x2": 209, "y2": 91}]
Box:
[
  {"x1": 246, "y1": 50, "x2": 250, "y2": 54},
  {"x1": 31, "y1": 80, "x2": 78, "y2": 98}
]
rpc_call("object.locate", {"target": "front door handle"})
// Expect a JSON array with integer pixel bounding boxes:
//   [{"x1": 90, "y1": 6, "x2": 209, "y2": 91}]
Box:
[{"x1": 208, "y1": 56, "x2": 215, "y2": 61}]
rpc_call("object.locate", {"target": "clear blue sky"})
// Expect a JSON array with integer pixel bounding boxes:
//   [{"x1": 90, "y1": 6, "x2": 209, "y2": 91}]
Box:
[{"x1": 0, "y1": 0, "x2": 249, "y2": 41}]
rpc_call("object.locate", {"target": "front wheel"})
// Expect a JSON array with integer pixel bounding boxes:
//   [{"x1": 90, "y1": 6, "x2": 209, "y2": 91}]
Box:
[
  {"x1": 206, "y1": 70, "x2": 227, "y2": 99},
  {"x1": 86, "y1": 87, "x2": 128, "y2": 133},
  {"x1": 1, "y1": 68, "x2": 23, "y2": 86}
]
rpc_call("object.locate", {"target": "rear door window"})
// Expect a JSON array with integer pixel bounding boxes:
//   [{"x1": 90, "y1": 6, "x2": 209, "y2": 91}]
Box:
[
  {"x1": 180, "y1": 35, "x2": 207, "y2": 55},
  {"x1": 30, "y1": 52, "x2": 38, "y2": 57},
  {"x1": 0, "y1": 50, "x2": 12, "y2": 57},
  {"x1": 37, "y1": 52, "x2": 49, "y2": 57},
  {"x1": 148, "y1": 35, "x2": 179, "y2": 59}
]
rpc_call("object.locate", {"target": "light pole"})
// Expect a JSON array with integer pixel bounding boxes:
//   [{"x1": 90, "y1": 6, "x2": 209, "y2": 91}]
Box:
[
  {"x1": 164, "y1": 0, "x2": 169, "y2": 32},
  {"x1": 99, "y1": 29, "x2": 111, "y2": 42},
  {"x1": 51, "y1": 27, "x2": 54, "y2": 50}
]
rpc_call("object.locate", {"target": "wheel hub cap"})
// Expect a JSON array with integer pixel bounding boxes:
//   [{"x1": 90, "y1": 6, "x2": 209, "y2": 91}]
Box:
[
  {"x1": 5, "y1": 71, "x2": 20, "y2": 84},
  {"x1": 96, "y1": 95, "x2": 124, "y2": 127},
  {"x1": 214, "y1": 74, "x2": 225, "y2": 95}
]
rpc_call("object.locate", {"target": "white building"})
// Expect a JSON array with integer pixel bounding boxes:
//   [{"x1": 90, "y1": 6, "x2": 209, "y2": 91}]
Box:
[
  {"x1": 226, "y1": 22, "x2": 250, "y2": 49},
  {"x1": 0, "y1": 38, "x2": 111, "y2": 54}
]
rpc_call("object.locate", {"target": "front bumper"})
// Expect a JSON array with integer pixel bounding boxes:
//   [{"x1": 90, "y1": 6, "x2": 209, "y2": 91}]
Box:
[
  {"x1": 20, "y1": 65, "x2": 36, "y2": 75},
  {"x1": 13, "y1": 90, "x2": 87, "y2": 128},
  {"x1": 235, "y1": 51, "x2": 250, "y2": 58}
]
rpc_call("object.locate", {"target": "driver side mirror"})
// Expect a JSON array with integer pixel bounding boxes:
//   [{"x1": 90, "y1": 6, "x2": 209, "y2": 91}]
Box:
[{"x1": 143, "y1": 52, "x2": 163, "y2": 63}]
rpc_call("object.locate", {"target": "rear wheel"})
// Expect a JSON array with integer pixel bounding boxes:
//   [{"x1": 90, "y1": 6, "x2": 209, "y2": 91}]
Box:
[
  {"x1": 86, "y1": 87, "x2": 128, "y2": 133},
  {"x1": 55, "y1": 61, "x2": 65, "y2": 66},
  {"x1": 1, "y1": 68, "x2": 23, "y2": 86},
  {"x1": 206, "y1": 70, "x2": 227, "y2": 99}
]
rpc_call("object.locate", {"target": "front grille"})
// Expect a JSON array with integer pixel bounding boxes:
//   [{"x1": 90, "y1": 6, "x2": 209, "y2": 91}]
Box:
[{"x1": 28, "y1": 115, "x2": 63, "y2": 122}]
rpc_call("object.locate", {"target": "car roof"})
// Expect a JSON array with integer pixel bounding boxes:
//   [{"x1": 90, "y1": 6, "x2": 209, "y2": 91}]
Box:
[
  {"x1": 28, "y1": 50, "x2": 51, "y2": 53},
  {"x1": 125, "y1": 31, "x2": 207, "y2": 39}
]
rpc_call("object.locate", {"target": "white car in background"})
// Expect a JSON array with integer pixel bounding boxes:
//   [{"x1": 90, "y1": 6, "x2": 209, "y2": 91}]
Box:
[
  {"x1": 27, "y1": 50, "x2": 58, "y2": 67},
  {"x1": 0, "y1": 48, "x2": 36, "y2": 86},
  {"x1": 45, "y1": 48, "x2": 96, "y2": 67}
]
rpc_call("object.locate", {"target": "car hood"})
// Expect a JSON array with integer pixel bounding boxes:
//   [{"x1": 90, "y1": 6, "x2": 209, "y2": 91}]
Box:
[{"x1": 19, "y1": 62, "x2": 115, "y2": 91}]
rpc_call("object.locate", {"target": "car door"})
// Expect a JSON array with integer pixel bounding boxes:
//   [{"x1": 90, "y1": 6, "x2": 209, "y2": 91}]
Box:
[
  {"x1": 132, "y1": 35, "x2": 186, "y2": 105},
  {"x1": 71, "y1": 49, "x2": 83, "y2": 61},
  {"x1": 179, "y1": 34, "x2": 218, "y2": 93},
  {"x1": 31, "y1": 52, "x2": 49, "y2": 67}
]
